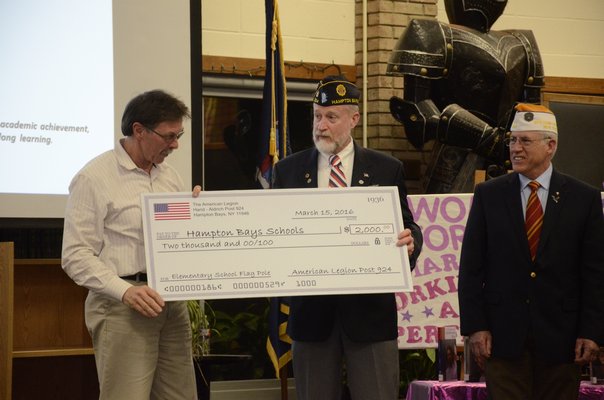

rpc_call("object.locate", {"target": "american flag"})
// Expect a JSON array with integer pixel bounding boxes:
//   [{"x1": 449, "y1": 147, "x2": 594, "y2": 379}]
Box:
[{"x1": 154, "y1": 202, "x2": 191, "y2": 220}]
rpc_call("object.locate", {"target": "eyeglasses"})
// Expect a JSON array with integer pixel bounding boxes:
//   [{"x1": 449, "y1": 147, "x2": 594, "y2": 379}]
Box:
[
  {"x1": 504, "y1": 136, "x2": 551, "y2": 147},
  {"x1": 144, "y1": 125, "x2": 185, "y2": 143}
]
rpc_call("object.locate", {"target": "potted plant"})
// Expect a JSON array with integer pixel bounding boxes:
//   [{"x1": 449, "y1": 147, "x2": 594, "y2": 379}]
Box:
[
  {"x1": 187, "y1": 299, "x2": 215, "y2": 357},
  {"x1": 187, "y1": 299, "x2": 217, "y2": 399},
  {"x1": 399, "y1": 348, "x2": 437, "y2": 397}
]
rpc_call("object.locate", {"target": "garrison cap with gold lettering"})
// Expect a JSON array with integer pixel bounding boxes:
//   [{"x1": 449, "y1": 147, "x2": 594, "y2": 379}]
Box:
[
  {"x1": 510, "y1": 103, "x2": 558, "y2": 135},
  {"x1": 313, "y1": 75, "x2": 360, "y2": 106}
]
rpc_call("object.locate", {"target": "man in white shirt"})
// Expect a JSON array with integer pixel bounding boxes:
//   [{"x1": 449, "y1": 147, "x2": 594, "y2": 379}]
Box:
[{"x1": 62, "y1": 89, "x2": 199, "y2": 399}]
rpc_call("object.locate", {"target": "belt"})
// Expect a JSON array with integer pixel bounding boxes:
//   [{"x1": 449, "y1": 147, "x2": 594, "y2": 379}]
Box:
[{"x1": 121, "y1": 272, "x2": 147, "y2": 282}]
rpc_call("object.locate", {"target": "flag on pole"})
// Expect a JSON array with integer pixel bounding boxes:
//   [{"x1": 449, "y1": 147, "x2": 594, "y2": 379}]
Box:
[
  {"x1": 266, "y1": 296, "x2": 293, "y2": 379},
  {"x1": 257, "y1": 0, "x2": 289, "y2": 189},
  {"x1": 261, "y1": 0, "x2": 293, "y2": 380}
]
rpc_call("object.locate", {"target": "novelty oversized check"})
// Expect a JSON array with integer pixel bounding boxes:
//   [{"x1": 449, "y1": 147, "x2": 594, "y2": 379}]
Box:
[{"x1": 141, "y1": 187, "x2": 413, "y2": 300}]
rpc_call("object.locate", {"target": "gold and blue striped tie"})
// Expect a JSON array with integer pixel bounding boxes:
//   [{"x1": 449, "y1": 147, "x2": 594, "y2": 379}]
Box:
[{"x1": 525, "y1": 181, "x2": 543, "y2": 261}]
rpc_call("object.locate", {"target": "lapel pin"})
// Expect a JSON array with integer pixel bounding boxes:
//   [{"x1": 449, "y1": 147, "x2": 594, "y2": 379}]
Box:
[
  {"x1": 358, "y1": 179, "x2": 365, "y2": 185},
  {"x1": 551, "y1": 192, "x2": 560, "y2": 203}
]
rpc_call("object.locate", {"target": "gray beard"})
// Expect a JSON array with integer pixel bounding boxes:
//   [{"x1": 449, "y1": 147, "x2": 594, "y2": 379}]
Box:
[{"x1": 313, "y1": 137, "x2": 337, "y2": 154}]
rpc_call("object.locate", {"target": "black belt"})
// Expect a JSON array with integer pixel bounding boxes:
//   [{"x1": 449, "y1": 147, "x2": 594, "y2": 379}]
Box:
[{"x1": 121, "y1": 272, "x2": 147, "y2": 282}]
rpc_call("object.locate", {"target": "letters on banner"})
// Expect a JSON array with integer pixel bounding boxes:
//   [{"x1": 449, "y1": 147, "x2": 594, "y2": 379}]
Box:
[
  {"x1": 397, "y1": 194, "x2": 471, "y2": 349},
  {"x1": 397, "y1": 192, "x2": 604, "y2": 349}
]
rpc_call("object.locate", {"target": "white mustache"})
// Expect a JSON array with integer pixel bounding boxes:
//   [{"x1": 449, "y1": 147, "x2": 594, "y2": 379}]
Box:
[{"x1": 314, "y1": 132, "x2": 332, "y2": 140}]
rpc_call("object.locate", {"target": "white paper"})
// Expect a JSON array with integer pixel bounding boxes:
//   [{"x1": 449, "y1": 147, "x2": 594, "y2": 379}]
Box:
[{"x1": 141, "y1": 187, "x2": 413, "y2": 300}]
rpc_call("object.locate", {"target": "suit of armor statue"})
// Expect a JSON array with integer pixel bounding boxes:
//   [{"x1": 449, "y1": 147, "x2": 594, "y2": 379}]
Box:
[{"x1": 387, "y1": 0, "x2": 543, "y2": 193}]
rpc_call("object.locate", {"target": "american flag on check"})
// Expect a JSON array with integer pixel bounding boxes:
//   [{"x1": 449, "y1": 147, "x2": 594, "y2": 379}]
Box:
[{"x1": 153, "y1": 202, "x2": 191, "y2": 220}]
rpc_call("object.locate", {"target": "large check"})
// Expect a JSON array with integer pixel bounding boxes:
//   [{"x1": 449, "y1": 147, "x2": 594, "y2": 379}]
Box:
[{"x1": 141, "y1": 187, "x2": 413, "y2": 300}]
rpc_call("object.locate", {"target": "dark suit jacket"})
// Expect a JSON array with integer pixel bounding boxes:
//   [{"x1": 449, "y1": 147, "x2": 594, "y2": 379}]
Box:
[
  {"x1": 459, "y1": 169, "x2": 604, "y2": 363},
  {"x1": 272, "y1": 142, "x2": 423, "y2": 342}
]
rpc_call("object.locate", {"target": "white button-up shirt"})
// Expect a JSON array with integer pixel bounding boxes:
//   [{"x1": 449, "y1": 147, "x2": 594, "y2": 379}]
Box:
[{"x1": 62, "y1": 139, "x2": 184, "y2": 301}]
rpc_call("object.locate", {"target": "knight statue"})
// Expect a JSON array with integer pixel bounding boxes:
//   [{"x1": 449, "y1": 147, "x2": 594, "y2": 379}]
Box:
[{"x1": 387, "y1": 0, "x2": 544, "y2": 193}]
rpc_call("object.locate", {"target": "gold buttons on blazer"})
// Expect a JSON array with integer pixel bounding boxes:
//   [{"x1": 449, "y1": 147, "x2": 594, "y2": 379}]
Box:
[{"x1": 530, "y1": 272, "x2": 537, "y2": 278}]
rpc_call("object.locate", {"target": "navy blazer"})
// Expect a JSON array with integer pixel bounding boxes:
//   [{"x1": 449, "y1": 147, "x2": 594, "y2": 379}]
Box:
[
  {"x1": 272, "y1": 142, "x2": 423, "y2": 342},
  {"x1": 459, "y1": 169, "x2": 604, "y2": 363}
]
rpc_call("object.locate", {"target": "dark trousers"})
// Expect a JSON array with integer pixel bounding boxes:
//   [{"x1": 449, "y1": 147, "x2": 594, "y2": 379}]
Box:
[{"x1": 485, "y1": 346, "x2": 581, "y2": 400}]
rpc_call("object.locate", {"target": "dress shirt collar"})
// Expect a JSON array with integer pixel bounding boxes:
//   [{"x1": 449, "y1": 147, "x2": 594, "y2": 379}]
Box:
[
  {"x1": 518, "y1": 163, "x2": 553, "y2": 192},
  {"x1": 318, "y1": 139, "x2": 354, "y2": 168},
  {"x1": 117, "y1": 138, "x2": 162, "y2": 175},
  {"x1": 318, "y1": 140, "x2": 354, "y2": 188}
]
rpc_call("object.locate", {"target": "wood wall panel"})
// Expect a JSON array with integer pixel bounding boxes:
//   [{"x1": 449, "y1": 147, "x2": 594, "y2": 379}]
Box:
[{"x1": 202, "y1": 55, "x2": 357, "y2": 82}]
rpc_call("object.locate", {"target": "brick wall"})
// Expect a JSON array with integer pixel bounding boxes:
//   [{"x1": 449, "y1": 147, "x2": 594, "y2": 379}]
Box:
[{"x1": 354, "y1": 0, "x2": 438, "y2": 193}]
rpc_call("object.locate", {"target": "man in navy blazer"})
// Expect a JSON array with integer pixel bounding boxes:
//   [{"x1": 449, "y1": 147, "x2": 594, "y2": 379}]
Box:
[
  {"x1": 272, "y1": 75, "x2": 423, "y2": 400},
  {"x1": 458, "y1": 103, "x2": 604, "y2": 399}
]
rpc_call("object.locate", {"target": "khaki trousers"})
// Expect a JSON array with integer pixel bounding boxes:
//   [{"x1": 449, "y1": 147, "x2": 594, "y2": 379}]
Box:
[{"x1": 85, "y1": 290, "x2": 197, "y2": 400}]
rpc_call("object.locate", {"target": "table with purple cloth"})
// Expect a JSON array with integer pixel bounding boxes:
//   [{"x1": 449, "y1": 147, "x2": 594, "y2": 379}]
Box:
[{"x1": 406, "y1": 380, "x2": 604, "y2": 400}]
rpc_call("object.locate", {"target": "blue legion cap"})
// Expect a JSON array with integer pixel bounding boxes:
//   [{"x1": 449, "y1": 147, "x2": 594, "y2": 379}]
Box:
[{"x1": 313, "y1": 75, "x2": 360, "y2": 106}]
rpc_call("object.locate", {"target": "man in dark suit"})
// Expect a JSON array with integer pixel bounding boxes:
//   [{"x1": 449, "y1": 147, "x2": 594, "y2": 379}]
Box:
[
  {"x1": 272, "y1": 75, "x2": 423, "y2": 400},
  {"x1": 458, "y1": 103, "x2": 604, "y2": 399}
]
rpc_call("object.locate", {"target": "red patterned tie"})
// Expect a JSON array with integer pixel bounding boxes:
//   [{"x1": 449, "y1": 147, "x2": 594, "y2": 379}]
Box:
[
  {"x1": 525, "y1": 181, "x2": 543, "y2": 261},
  {"x1": 328, "y1": 155, "x2": 347, "y2": 188}
]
